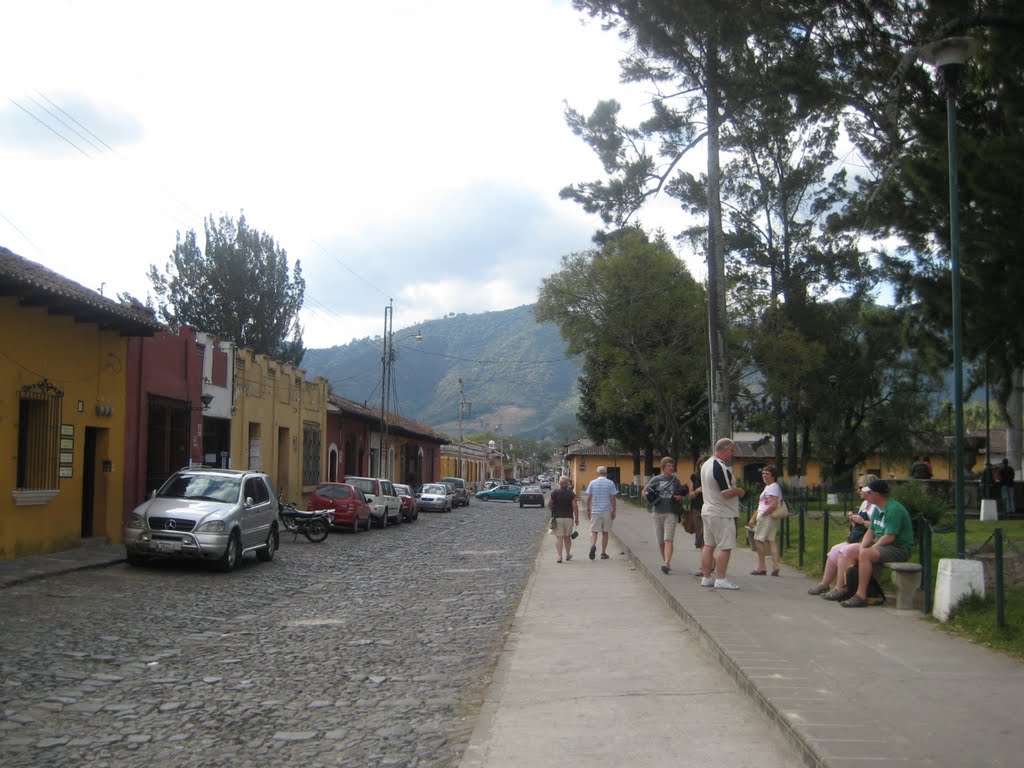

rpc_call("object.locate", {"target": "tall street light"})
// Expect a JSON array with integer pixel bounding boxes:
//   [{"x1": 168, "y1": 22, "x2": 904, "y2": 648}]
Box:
[{"x1": 919, "y1": 36, "x2": 978, "y2": 558}]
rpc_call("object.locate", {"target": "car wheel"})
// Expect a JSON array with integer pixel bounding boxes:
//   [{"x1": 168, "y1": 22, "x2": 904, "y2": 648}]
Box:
[
  {"x1": 519, "y1": 500, "x2": 524, "y2": 508},
  {"x1": 257, "y1": 524, "x2": 278, "y2": 561},
  {"x1": 217, "y1": 531, "x2": 242, "y2": 572},
  {"x1": 379, "y1": 512, "x2": 387, "y2": 529}
]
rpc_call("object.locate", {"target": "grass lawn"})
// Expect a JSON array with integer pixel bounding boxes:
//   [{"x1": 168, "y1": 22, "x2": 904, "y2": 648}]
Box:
[{"x1": 773, "y1": 511, "x2": 1024, "y2": 660}]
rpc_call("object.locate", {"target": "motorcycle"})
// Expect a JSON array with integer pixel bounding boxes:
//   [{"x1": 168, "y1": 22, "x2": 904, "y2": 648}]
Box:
[{"x1": 278, "y1": 504, "x2": 330, "y2": 543}]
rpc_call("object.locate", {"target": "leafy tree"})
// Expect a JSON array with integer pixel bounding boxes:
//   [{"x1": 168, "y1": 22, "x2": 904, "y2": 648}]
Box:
[
  {"x1": 536, "y1": 227, "x2": 707, "y2": 458},
  {"x1": 149, "y1": 213, "x2": 305, "y2": 365}
]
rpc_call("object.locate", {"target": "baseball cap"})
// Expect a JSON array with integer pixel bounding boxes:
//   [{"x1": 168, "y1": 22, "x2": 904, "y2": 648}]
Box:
[{"x1": 861, "y1": 479, "x2": 890, "y2": 495}]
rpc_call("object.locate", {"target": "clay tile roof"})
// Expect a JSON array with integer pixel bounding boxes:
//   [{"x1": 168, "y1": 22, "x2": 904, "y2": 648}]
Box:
[{"x1": 0, "y1": 246, "x2": 164, "y2": 336}]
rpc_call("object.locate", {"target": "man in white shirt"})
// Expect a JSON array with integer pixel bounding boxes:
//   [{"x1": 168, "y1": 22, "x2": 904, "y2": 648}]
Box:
[
  {"x1": 585, "y1": 466, "x2": 618, "y2": 560},
  {"x1": 699, "y1": 438, "x2": 746, "y2": 590}
]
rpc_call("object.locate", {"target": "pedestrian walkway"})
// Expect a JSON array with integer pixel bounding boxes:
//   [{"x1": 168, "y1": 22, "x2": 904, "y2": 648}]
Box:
[
  {"x1": 0, "y1": 538, "x2": 123, "y2": 589},
  {"x1": 463, "y1": 504, "x2": 1024, "y2": 768}
]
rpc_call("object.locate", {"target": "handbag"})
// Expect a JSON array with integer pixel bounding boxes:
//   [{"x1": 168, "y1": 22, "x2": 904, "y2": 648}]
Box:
[{"x1": 769, "y1": 498, "x2": 789, "y2": 520}]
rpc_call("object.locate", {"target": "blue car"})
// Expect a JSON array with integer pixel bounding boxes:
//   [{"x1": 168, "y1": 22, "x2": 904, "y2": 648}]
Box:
[{"x1": 475, "y1": 484, "x2": 521, "y2": 502}]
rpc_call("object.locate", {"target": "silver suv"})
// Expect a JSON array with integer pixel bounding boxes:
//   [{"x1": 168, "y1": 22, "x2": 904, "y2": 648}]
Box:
[
  {"x1": 124, "y1": 467, "x2": 279, "y2": 571},
  {"x1": 344, "y1": 476, "x2": 401, "y2": 527},
  {"x1": 441, "y1": 477, "x2": 470, "y2": 507}
]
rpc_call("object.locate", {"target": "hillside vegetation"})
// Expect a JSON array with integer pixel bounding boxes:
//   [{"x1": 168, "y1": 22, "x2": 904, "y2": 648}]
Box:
[{"x1": 300, "y1": 305, "x2": 581, "y2": 439}]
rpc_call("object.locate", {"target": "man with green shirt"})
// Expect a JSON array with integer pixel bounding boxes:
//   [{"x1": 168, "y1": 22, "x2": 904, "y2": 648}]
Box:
[{"x1": 842, "y1": 478, "x2": 915, "y2": 608}]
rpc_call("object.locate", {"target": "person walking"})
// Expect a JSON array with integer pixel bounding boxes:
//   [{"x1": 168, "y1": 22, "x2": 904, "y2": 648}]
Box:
[
  {"x1": 699, "y1": 438, "x2": 746, "y2": 590},
  {"x1": 1000, "y1": 458, "x2": 1016, "y2": 516},
  {"x1": 585, "y1": 466, "x2": 618, "y2": 560},
  {"x1": 746, "y1": 465, "x2": 782, "y2": 577},
  {"x1": 642, "y1": 457, "x2": 688, "y2": 574},
  {"x1": 688, "y1": 456, "x2": 707, "y2": 576},
  {"x1": 548, "y1": 476, "x2": 579, "y2": 563}
]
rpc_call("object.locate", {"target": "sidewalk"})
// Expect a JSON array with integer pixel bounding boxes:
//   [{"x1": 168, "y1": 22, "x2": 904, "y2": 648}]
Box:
[
  {"x1": 463, "y1": 504, "x2": 1024, "y2": 768},
  {"x1": 0, "y1": 538, "x2": 124, "y2": 589}
]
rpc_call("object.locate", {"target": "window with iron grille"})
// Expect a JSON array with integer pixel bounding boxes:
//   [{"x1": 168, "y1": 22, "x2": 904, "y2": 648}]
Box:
[
  {"x1": 17, "y1": 379, "x2": 64, "y2": 489},
  {"x1": 302, "y1": 424, "x2": 321, "y2": 487}
]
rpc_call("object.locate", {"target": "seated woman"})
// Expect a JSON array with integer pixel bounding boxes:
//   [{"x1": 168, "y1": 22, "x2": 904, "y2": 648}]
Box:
[{"x1": 807, "y1": 474, "x2": 879, "y2": 598}]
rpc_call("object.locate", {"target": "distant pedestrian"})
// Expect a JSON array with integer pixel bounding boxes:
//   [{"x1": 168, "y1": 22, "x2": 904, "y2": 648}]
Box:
[
  {"x1": 642, "y1": 457, "x2": 688, "y2": 574},
  {"x1": 585, "y1": 466, "x2": 618, "y2": 560},
  {"x1": 548, "y1": 476, "x2": 579, "y2": 563},
  {"x1": 700, "y1": 438, "x2": 746, "y2": 590},
  {"x1": 746, "y1": 465, "x2": 782, "y2": 577},
  {"x1": 688, "y1": 456, "x2": 708, "y2": 575},
  {"x1": 1000, "y1": 458, "x2": 1016, "y2": 515}
]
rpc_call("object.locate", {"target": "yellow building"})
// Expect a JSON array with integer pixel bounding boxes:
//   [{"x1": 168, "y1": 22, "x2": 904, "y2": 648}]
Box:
[
  {"x1": 230, "y1": 350, "x2": 329, "y2": 506},
  {"x1": 440, "y1": 441, "x2": 489, "y2": 491},
  {"x1": 1, "y1": 247, "x2": 162, "y2": 559}
]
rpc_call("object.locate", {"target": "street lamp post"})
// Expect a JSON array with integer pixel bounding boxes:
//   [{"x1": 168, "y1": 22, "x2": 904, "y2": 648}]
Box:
[{"x1": 919, "y1": 36, "x2": 978, "y2": 559}]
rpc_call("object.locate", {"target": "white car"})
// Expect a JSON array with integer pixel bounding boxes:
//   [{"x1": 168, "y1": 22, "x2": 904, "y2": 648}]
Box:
[
  {"x1": 416, "y1": 483, "x2": 454, "y2": 513},
  {"x1": 344, "y1": 476, "x2": 402, "y2": 527}
]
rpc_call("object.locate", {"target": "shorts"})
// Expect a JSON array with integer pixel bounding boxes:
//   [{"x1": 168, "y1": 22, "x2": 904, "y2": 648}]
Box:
[
  {"x1": 874, "y1": 544, "x2": 911, "y2": 564},
  {"x1": 551, "y1": 517, "x2": 575, "y2": 537},
  {"x1": 653, "y1": 512, "x2": 677, "y2": 543},
  {"x1": 827, "y1": 541, "x2": 861, "y2": 565},
  {"x1": 701, "y1": 515, "x2": 737, "y2": 550},
  {"x1": 590, "y1": 513, "x2": 613, "y2": 533},
  {"x1": 752, "y1": 513, "x2": 779, "y2": 543}
]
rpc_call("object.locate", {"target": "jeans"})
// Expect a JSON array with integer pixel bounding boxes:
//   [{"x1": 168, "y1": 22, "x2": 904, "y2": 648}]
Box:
[{"x1": 1002, "y1": 485, "x2": 1015, "y2": 515}]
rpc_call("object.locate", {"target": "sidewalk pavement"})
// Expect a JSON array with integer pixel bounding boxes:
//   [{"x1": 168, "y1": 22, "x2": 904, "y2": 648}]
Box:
[
  {"x1": 0, "y1": 538, "x2": 124, "y2": 589},
  {"x1": 463, "y1": 503, "x2": 1024, "y2": 768}
]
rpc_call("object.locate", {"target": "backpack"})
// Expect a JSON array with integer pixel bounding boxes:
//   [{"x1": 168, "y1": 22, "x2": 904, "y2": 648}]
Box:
[{"x1": 838, "y1": 562, "x2": 886, "y2": 605}]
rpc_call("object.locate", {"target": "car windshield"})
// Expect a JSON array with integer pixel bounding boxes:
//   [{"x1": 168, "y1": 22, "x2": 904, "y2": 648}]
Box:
[
  {"x1": 159, "y1": 474, "x2": 241, "y2": 503},
  {"x1": 422, "y1": 484, "x2": 446, "y2": 494},
  {"x1": 524, "y1": 487, "x2": 542, "y2": 493},
  {"x1": 347, "y1": 478, "x2": 375, "y2": 495},
  {"x1": 394, "y1": 484, "x2": 411, "y2": 495}
]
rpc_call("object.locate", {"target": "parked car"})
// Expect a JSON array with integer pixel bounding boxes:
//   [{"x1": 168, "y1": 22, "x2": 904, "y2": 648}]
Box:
[
  {"x1": 393, "y1": 483, "x2": 418, "y2": 522},
  {"x1": 441, "y1": 476, "x2": 470, "y2": 507},
  {"x1": 482, "y1": 479, "x2": 502, "y2": 490},
  {"x1": 539, "y1": 478, "x2": 552, "y2": 490},
  {"x1": 475, "y1": 484, "x2": 522, "y2": 502},
  {"x1": 518, "y1": 486, "x2": 546, "y2": 508},
  {"x1": 124, "y1": 467, "x2": 278, "y2": 571},
  {"x1": 344, "y1": 476, "x2": 402, "y2": 527},
  {"x1": 307, "y1": 482, "x2": 372, "y2": 533},
  {"x1": 416, "y1": 483, "x2": 454, "y2": 513}
]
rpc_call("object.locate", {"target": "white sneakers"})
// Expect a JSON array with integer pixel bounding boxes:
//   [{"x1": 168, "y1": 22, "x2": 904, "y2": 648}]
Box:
[
  {"x1": 700, "y1": 576, "x2": 715, "y2": 587},
  {"x1": 713, "y1": 579, "x2": 740, "y2": 590}
]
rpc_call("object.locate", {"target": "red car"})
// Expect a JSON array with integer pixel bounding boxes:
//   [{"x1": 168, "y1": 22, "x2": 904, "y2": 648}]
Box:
[
  {"x1": 393, "y1": 483, "x2": 418, "y2": 523},
  {"x1": 307, "y1": 482, "x2": 372, "y2": 532}
]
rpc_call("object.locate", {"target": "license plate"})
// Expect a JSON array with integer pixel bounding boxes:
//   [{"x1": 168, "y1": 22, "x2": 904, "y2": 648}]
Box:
[{"x1": 154, "y1": 540, "x2": 182, "y2": 553}]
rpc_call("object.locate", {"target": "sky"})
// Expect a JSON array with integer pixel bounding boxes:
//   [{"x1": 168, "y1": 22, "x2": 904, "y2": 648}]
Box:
[{"x1": 0, "y1": 0, "x2": 701, "y2": 350}]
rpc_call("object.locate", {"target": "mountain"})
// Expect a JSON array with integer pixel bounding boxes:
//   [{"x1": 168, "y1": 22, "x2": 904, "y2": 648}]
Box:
[{"x1": 300, "y1": 305, "x2": 581, "y2": 440}]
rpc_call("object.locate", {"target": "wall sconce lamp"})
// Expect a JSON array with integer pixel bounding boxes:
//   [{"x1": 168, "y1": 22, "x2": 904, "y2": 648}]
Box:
[
  {"x1": 191, "y1": 394, "x2": 214, "y2": 412},
  {"x1": 94, "y1": 404, "x2": 113, "y2": 418}
]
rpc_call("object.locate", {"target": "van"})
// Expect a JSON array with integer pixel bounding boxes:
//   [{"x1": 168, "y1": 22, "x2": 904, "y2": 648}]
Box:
[{"x1": 441, "y1": 477, "x2": 470, "y2": 507}]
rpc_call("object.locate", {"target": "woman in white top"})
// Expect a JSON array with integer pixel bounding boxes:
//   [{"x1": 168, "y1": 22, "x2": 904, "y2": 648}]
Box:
[{"x1": 747, "y1": 465, "x2": 783, "y2": 576}]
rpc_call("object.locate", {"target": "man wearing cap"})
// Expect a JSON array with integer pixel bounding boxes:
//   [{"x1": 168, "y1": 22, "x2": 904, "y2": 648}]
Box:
[
  {"x1": 841, "y1": 478, "x2": 915, "y2": 608},
  {"x1": 585, "y1": 466, "x2": 618, "y2": 560}
]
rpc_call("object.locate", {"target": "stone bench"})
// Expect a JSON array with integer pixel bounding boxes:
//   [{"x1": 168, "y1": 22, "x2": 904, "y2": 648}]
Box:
[{"x1": 881, "y1": 562, "x2": 923, "y2": 610}]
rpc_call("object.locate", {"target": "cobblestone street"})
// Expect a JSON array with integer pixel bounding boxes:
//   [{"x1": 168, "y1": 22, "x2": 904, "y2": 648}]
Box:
[{"x1": 1, "y1": 502, "x2": 548, "y2": 768}]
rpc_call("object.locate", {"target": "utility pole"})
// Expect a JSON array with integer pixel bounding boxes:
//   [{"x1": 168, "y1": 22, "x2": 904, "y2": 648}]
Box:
[
  {"x1": 457, "y1": 378, "x2": 464, "y2": 479},
  {"x1": 379, "y1": 299, "x2": 393, "y2": 478}
]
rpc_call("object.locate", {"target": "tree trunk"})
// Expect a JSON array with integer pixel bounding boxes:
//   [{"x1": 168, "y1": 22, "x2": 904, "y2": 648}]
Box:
[
  {"x1": 705, "y1": 36, "x2": 731, "y2": 442},
  {"x1": 1007, "y1": 367, "x2": 1023, "y2": 472}
]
